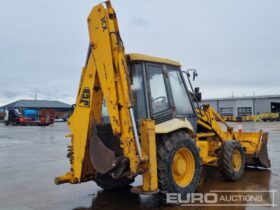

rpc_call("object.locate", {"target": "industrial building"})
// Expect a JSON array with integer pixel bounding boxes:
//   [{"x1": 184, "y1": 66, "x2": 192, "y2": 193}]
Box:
[
  {"x1": 0, "y1": 99, "x2": 72, "y2": 120},
  {"x1": 200, "y1": 95, "x2": 280, "y2": 117}
]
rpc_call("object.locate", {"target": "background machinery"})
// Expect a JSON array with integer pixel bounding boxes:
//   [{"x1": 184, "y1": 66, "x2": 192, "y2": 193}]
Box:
[
  {"x1": 4, "y1": 108, "x2": 23, "y2": 126},
  {"x1": 4, "y1": 108, "x2": 54, "y2": 126},
  {"x1": 55, "y1": 1, "x2": 270, "y2": 203}
]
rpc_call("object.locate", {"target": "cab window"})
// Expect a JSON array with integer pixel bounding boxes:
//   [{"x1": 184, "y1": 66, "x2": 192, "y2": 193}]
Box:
[
  {"x1": 147, "y1": 64, "x2": 169, "y2": 114},
  {"x1": 168, "y1": 69, "x2": 193, "y2": 115}
]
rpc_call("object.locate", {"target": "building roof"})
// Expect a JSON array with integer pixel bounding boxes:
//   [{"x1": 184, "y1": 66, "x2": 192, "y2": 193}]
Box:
[
  {"x1": 202, "y1": 94, "x2": 280, "y2": 102},
  {"x1": 1, "y1": 99, "x2": 72, "y2": 109},
  {"x1": 127, "y1": 53, "x2": 181, "y2": 67}
]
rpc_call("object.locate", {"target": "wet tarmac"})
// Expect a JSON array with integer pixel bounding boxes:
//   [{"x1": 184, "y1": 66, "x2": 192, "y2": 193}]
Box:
[{"x1": 0, "y1": 122, "x2": 279, "y2": 210}]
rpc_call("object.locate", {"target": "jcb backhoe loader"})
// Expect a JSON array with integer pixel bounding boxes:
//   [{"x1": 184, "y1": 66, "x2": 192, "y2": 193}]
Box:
[{"x1": 55, "y1": 1, "x2": 270, "y2": 203}]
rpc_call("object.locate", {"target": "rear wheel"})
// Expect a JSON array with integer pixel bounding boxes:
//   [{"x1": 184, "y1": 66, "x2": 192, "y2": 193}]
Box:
[
  {"x1": 94, "y1": 174, "x2": 134, "y2": 191},
  {"x1": 156, "y1": 131, "x2": 201, "y2": 203},
  {"x1": 218, "y1": 140, "x2": 245, "y2": 181}
]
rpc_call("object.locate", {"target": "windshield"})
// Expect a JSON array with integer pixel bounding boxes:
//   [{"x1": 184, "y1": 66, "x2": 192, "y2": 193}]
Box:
[{"x1": 168, "y1": 69, "x2": 194, "y2": 115}]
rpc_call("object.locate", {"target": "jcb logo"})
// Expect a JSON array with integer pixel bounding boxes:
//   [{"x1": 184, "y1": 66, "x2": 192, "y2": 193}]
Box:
[{"x1": 79, "y1": 87, "x2": 90, "y2": 108}]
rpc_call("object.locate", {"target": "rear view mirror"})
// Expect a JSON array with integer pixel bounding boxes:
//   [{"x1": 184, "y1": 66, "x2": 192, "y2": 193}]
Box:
[
  {"x1": 194, "y1": 87, "x2": 202, "y2": 102},
  {"x1": 186, "y1": 69, "x2": 198, "y2": 81},
  {"x1": 193, "y1": 71, "x2": 198, "y2": 81}
]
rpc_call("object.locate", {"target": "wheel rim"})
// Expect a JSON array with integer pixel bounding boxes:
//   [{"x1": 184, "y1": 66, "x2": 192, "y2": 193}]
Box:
[
  {"x1": 232, "y1": 150, "x2": 242, "y2": 172},
  {"x1": 172, "y1": 148, "x2": 195, "y2": 187}
]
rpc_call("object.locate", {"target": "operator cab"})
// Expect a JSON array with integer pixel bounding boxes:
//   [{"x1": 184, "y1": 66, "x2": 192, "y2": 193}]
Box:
[
  {"x1": 102, "y1": 54, "x2": 197, "y2": 130},
  {"x1": 127, "y1": 54, "x2": 197, "y2": 130}
]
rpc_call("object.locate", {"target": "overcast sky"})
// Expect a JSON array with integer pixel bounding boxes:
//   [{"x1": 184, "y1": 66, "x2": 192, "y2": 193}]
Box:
[{"x1": 0, "y1": 0, "x2": 279, "y2": 106}]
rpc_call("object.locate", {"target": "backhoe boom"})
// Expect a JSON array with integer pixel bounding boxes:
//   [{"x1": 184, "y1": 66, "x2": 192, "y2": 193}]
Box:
[{"x1": 55, "y1": 1, "x2": 140, "y2": 184}]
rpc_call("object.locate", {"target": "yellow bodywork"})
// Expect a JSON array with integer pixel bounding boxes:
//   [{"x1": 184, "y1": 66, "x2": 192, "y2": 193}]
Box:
[
  {"x1": 127, "y1": 53, "x2": 181, "y2": 67},
  {"x1": 140, "y1": 120, "x2": 158, "y2": 192},
  {"x1": 195, "y1": 105, "x2": 269, "y2": 167},
  {"x1": 155, "y1": 118, "x2": 194, "y2": 135}
]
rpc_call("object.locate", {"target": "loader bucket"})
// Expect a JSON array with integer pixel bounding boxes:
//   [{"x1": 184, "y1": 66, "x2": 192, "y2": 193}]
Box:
[
  {"x1": 235, "y1": 132, "x2": 270, "y2": 168},
  {"x1": 256, "y1": 135, "x2": 271, "y2": 168}
]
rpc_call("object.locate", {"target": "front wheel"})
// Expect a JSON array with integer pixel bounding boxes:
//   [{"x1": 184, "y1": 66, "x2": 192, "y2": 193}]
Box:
[
  {"x1": 218, "y1": 140, "x2": 245, "y2": 181},
  {"x1": 156, "y1": 131, "x2": 201, "y2": 203}
]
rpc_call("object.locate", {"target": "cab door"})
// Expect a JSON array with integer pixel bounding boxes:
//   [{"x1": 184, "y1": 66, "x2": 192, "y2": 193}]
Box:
[
  {"x1": 166, "y1": 68, "x2": 197, "y2": 131},
  {"x1": 146, "y1": 63, "x2": 174, "y2": 123}
]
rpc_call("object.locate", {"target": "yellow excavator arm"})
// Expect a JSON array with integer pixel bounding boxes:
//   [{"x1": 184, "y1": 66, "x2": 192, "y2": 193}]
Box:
[{"x1": 55, "y1": 1, "x2": 141, "y2": 184}]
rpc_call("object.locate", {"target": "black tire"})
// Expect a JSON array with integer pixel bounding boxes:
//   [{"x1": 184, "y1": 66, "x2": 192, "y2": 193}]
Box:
[
  {"x1": 4, "y1": 121, "x2": 9, "y2": 126},
  {"x1": 218, "y1": 140, "x2": 245, "y2": 181},
  {"x1": 94, "y1": 174, "x2": 134, "y2": 191},
  {"x1": 156, "y1": 130, "x2": 201, "y2": 203}
]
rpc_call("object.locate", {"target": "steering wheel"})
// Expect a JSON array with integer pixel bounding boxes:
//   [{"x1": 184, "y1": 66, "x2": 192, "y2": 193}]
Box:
[{"x1": 152, "y1": 96, "x2": 167, "y2": 103}]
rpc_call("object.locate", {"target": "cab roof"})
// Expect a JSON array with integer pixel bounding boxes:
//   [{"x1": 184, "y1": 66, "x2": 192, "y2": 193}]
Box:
[{"x1": 127, "y1": 53, "x2": 181, "y2": 67}]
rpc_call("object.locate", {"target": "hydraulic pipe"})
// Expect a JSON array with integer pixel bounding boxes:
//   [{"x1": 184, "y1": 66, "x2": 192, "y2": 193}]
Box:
[{"x1": 129, "y1": 108, "x2": 142, "y2": 159}]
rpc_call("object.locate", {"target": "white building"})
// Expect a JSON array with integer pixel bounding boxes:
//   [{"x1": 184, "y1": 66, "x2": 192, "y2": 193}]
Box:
[{"x1": 200, "y1": 95, "x2": 280, "y2": 117}]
